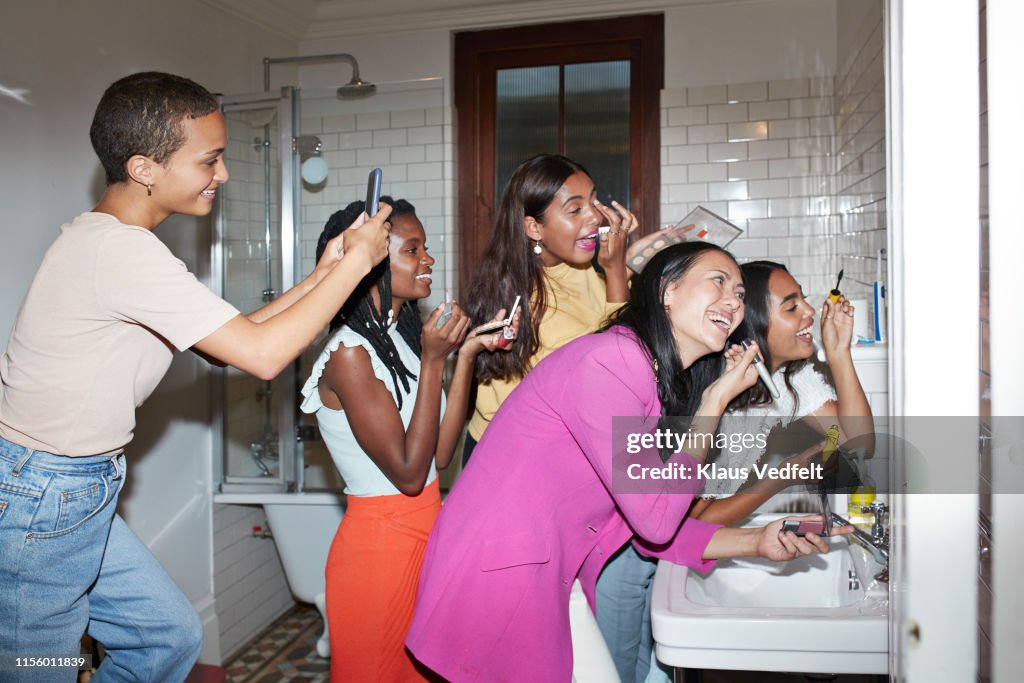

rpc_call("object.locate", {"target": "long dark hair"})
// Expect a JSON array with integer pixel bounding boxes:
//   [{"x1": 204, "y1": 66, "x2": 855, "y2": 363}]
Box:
[
  {"x1": 606, "y1": 242, "x2": 737, "y2": 418},
  {"x1": 466, "y1": 154, "x2": 591, "y2": 382},
  {"x1": 315, "y1": 196, "x2": 422, "y2": 409},
  {"x1": 727, "y1": 260, "x2": 809, "y2": 412}
]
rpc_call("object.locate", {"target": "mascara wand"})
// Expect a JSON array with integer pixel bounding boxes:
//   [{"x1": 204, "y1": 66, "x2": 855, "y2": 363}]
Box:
[{"x1": 828, "y1": 269, "x2": 844, "y2": 303}]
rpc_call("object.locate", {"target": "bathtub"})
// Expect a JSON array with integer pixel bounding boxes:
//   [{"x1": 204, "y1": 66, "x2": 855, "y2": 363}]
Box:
[{"x1": 214, "y1": 491, "x2": 345, "y2": 657}]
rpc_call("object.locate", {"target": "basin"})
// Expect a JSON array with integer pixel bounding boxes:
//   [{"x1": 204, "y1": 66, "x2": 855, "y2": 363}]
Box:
[{"x1": 650, "y1": 514, "x2": 888, "y2": 675}]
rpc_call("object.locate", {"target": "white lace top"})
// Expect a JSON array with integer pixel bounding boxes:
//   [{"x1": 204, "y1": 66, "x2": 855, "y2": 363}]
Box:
[
  {"x1": 701, "y1": 363, "x2": 836, "y2": 498},
  {"x1": 300, "y1": 323, "x2": 440, "y2": 497}
]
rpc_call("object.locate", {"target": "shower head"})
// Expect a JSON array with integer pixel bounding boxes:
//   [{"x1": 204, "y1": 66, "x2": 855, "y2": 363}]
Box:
[
  {"x1": 337, "y1": 75, "x2": 376, "y2": 99},
  {"x1": 263, "y1": 52, "x2": 375, "y2": 98}
]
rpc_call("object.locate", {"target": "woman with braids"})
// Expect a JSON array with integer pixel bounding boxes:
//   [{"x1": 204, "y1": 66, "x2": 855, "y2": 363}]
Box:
[
  {"x1": 462, "y1": 154, "x2": 637, "y2": 465},
  {"x1": 300, "y1": 197, "x2": 513, "y2": 682}
]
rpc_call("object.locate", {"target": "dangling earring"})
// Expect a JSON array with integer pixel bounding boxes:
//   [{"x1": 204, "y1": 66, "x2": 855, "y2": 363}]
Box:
[
  {"x1": 146, "y1": 183, "x2": 152, "y2": 197},
  {"x1": 532, "y1": 240, "x2": 542, "y2": 255}
]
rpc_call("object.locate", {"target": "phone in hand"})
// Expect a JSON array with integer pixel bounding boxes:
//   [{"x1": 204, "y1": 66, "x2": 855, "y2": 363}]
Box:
[
  {"x1": 472, "y1": 296, "x2": 521, "y2": 335},
  {"x1": 780, "y1": 520, "x2": 828, "y2": 537},
  {"x1": 365, "y1": 167, "x2": 383, "y2": 216}
]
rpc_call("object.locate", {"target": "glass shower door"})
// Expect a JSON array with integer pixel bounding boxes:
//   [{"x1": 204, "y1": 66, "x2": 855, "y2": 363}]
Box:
[{"x1": 213, "y1": 89, "x2": 300, "y2": 491}]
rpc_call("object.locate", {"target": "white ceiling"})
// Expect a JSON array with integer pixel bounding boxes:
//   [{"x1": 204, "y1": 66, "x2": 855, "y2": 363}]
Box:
[{"x1": 202, "y1": 0, "x2": 743, "y2": 42}]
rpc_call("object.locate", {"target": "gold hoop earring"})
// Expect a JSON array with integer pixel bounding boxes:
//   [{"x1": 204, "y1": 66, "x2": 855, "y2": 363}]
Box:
[
  {"x1": 146, "y1": 183, "x2": 152, "y2": 197},
  {"x1": 532, "y1": 240, "x2": 542, "y2": 255}
]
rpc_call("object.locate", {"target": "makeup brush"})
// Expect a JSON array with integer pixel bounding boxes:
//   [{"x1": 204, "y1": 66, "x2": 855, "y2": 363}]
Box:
[{"x1": 828, "y1": 269, "x2": 844, "y2": 303}]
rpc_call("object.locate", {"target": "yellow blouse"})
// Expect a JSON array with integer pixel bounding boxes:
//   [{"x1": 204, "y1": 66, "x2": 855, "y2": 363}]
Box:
[{"x1": 467, "y1": 263, "x2": 623, "y2": 440}]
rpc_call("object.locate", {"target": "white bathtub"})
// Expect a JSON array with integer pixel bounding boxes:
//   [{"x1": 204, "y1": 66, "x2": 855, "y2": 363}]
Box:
[{"x1": 215, "y1": 490, "x2": 345, "y2": 657}]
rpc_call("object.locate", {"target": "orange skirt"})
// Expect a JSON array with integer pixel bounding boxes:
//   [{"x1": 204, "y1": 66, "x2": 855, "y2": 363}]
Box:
[{"x1": 326, "y1": 479, "x2": 441, "y2": 683}]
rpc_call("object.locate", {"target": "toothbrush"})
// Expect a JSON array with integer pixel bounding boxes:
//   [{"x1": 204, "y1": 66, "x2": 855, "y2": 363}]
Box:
[
  {"x1": 741, "y1": 340, "x2": 780, "y2": 399},
  {"x1": 812, "y1": 336, "x2": 827, "y2": 363}
]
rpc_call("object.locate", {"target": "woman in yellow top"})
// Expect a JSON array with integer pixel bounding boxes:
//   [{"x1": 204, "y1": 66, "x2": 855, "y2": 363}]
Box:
[{"x1": 463, "y1": 154, "x2": 637, "y2": 464}]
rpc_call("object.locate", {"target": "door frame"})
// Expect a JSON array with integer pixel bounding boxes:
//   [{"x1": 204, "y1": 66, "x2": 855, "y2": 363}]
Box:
[{"x1": 454, "y1": 14, "x2": 664, "y2": 291}]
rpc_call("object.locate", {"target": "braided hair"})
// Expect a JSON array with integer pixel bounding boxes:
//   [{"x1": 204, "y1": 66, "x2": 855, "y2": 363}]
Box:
[{"x1": 315, "y1": 196, "x2": 423, "y2": 409}]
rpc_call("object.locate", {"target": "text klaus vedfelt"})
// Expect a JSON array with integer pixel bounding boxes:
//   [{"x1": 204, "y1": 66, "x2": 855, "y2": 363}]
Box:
[{"x1": 623, "y1": 429, "x2": 823, "y2": 482}]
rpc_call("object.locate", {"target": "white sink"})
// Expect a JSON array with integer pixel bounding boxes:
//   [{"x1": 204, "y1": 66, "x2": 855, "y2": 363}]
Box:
[{"x1": 650, "y1": 514, "x2": 888, "y2": 675}]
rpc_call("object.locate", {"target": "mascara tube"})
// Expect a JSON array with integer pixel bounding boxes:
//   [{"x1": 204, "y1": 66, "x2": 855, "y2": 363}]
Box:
[{"x1": 741, "y1": 340, "x2": 780, "y2": 399}]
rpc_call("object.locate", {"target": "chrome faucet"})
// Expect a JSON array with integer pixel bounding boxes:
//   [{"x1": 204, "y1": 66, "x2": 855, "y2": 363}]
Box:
[
  {"x1": 249, "y1": 441, "x2": 274, "y2": 477},
  {"x1": 829, "y1": 499, "x2": 890, "y2": 583}
]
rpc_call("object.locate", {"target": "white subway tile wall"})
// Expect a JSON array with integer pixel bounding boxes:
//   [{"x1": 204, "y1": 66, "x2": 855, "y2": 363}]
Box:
[
  {"x1": 659, "y1": 16, "x2": 885, "y2": 300},
  {"x1": 832, "y1": 7, "x2": 886, "y2": 301}
]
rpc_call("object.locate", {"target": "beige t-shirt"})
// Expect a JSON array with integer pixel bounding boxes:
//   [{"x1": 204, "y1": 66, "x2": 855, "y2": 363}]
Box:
[{"x1": 0, "y1": 212, "x2": 239, "y2": 456}]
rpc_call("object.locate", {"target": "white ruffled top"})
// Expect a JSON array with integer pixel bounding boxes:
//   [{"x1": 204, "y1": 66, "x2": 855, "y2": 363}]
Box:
[
  {"x1": 701, "y1": 363, "x2": 837, "y2": 498},
  {"x1": 300, "y1": 323, "x2": 440, "y2": 497}
]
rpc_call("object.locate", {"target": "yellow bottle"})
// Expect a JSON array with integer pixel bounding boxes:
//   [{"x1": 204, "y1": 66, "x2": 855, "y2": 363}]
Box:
[{"x1": 848, "y1": 486, "x2": 877, "y2": 532}]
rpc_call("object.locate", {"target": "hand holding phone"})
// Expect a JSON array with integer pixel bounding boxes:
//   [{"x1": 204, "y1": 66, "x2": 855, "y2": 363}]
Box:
[
  {"x1": 780, "y1": 519, "x2": 828, "y2": 537},
  {"x1": 365, "y1": 167, "x2": 383, "y2": 216},
  {"x1": 472, "y1": 296, "x2": 521, "y2": 335}
]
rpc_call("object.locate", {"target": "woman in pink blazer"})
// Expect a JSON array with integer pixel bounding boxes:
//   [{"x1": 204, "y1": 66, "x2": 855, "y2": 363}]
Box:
[{"x1": 406, "y1": 242, "x2": 840, "y2": 682}]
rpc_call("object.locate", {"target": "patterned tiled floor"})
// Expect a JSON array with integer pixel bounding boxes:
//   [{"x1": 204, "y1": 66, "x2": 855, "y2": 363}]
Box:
[
  {"x1": 223, "y1": 605, "x2": 883, "y2": 682},
  {"x1": 223, "y1": 605, "x2": 329, "y2": 682}
]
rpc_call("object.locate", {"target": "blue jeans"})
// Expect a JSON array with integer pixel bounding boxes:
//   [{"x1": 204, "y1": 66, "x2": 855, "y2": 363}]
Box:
[
  {"x1": 594, "y1": 543, "x2": 672, "y2": 683},
  {"x1": 0, "y1": 438, "x2": 202, "y2": 682}
]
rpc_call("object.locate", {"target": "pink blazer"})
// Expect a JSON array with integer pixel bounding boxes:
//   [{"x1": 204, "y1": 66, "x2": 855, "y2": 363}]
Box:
[{"x1": 406, "y1": 326, "x2": 721, "y2": 682}]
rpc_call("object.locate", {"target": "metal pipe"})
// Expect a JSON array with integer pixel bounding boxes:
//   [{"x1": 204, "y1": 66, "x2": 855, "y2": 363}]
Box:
[{"x1": 263, "y1": 53, "x2": 362, "y2": 92}]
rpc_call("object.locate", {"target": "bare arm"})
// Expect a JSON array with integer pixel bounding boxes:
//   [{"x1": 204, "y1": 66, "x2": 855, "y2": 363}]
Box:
[
  {"x1": 434, "y1": 308, "x2": 518, "y2": 470},
  {"x1": 701, "y1": 516, "x2": 847, "y2": 560},
  {"x1": 803, "y1": 297, "x2": 874, "y2": 453},
  {"x1": 691, "y1": 443, "x2": 824, "y2": 526},
  {"x1": 681, "y1": 343, "x2": 763, "y2": 462},
  {"x1": 193, "y1": 207, "x2": 391, "y2": 380},
  {"x1": 242, "y1": 210, "x2": 382, "y2": 324}
]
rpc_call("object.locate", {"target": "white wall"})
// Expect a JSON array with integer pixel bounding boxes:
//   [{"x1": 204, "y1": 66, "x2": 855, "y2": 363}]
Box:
[
  {"x1": 0, "y1": 0, "x2": 296, "y2": 665},
  {"x1": 296, "y1": 1, "x2": 837, "y2": 94},
  {"x1": 664, "y1": 0, "x2": 837, "y2": 88}
]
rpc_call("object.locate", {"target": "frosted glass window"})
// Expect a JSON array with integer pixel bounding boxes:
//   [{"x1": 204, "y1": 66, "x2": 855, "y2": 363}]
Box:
[
  {"x1": 496, "y1": 66, "x2": 559, "y2": 198},
  {"x1": 564, "y1": 61, "x2": 630, "y2": 207}
]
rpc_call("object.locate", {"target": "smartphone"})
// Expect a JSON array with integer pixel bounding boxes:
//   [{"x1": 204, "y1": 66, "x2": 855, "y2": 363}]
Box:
[
  {"x1": 780, "y1": 520, "x2": 828, "y2": 537},
  {"x1": 472, "y1": 295, "x2": 522, "y2": 335},
  {"x1": 365, "y1": 167, "x2": 383, "y2": 216}
]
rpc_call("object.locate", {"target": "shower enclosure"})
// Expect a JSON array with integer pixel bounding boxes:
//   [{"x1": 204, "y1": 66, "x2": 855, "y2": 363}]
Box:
[{"x1": 212, "y1": 76, "x2": 451, "y2": 494}]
